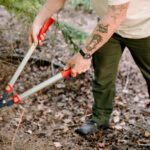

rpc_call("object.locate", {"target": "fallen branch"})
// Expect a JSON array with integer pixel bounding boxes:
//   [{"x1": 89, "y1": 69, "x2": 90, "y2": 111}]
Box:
[
  {"x1": 138, "y1": 143, "x2": 150, "y2": 147},
  {"x1": 0, "y1": 52, "x2": 65, "y2": 68}
]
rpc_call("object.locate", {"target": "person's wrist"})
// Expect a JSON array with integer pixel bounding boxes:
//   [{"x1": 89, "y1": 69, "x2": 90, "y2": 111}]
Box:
[
  {"x1": 33, "y1": 12, "x2": 49, "y2": 27},
  {"x1": 79, "y1": 48, "x2": 92, "y2": 59},
  {"x1": 33, "y1": 18, "x2": 43, "y2": 28}
]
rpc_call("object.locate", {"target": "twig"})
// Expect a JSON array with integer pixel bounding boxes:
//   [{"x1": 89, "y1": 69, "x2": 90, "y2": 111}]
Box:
[
  {"x1": 11, "y1": 108, "x2": 25, "y2": 150},
  {"x1": 138, "y1": 143, "x2": 150, "y2": 147},
  {"x1": 122, "y1": 63, "x2": 131, "y2": 94},
  {"x1": 0, "y1": 53, "x2": 65, "y2": 68},
  {"x1": 0, "y1": 59, "x2": 18, "y2": 68},
  {"x1": 51, "y1": 60, "x2": 55, "y2": 76},
  {"x1": 128, "y1": 122, "x2": 146, "y2": 131}
]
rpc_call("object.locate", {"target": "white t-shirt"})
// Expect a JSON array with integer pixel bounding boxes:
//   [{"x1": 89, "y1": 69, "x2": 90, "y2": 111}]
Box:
[{"x1": 92, "y1": 0, "x2": 150, "y2": 39}]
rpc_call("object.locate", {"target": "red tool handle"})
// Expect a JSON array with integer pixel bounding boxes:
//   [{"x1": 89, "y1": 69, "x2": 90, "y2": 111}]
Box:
[
  {"x1": 61, "y1": 69, "x2": 71, "y2": 78},
  {"x1": 37, "y1": 18, "x2": 55, "y2": 41}
]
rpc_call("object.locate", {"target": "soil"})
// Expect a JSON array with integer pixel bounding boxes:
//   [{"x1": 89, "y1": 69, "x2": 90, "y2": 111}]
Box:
[{"x1": 0, "y1": 5, "x2": 150, "y2": 150}]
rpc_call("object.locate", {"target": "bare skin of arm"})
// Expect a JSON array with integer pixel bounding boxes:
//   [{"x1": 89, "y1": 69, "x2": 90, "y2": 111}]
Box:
[
  {"x1": 29, "y1": 0, "x2": 66, "y2": 44},
  {"x1": 65, "y1": 2, "x2": 130, "y2": 76}
]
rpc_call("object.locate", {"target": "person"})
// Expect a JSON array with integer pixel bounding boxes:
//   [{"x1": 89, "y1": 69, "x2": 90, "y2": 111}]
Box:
[{"x1": 29, "y1": 0, "x2": 150, "y2": 135}]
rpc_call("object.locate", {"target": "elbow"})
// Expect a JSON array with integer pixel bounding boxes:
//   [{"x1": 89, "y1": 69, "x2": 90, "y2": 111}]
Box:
[
  {"x1": 120, "y1": 7, "x2": 128, "y2": 22},
  {"x1": 111, "y1": 11, "x2": 128, "y2": 26},
  {"x1": 108, "y1": 2, "x2": 129, "y2": 25},
  {"x1": 118, "y1": 12, "x2": 127, "y2": 24}
]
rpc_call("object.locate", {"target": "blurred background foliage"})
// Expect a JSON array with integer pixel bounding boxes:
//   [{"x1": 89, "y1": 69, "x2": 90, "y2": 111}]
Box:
[
  {"x1": 0, "y1": 0, "x2": 92, "y2": 51},
  {"x1": 1, "y1": 0, "x2": 91, "y2": 22},
  {"x1": 1, "y1": 0, "x2": 42, "y2": 22}
]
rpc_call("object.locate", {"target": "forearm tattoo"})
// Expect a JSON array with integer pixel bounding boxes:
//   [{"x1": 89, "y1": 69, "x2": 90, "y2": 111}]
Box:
[
  {"x1": 85, "y1": 3, "x2": 129, "y2": 53},
  {"x1": 86, "y1": 34, "x2": 103, "y2": 51},
  {"x1": 86, "y1": 24, "x2": 109, "y2": 52},
  {"x1": 97, "y1": 24, "x2": 109, "y2": 33}
]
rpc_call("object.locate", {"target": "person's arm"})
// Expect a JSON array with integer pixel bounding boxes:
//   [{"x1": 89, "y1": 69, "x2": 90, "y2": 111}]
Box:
[
  {"x1": 65, "y1": 1, "x2": 130, "y2": 77},
  {"x1": 29, "y1": 0, "x2": 66, "y2": 45},
  {"x1": 83, "y1": 2, "x2": 129, "y2": 55}
]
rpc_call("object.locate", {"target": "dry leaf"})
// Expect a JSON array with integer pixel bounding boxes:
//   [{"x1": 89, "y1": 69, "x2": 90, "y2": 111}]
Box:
[
  {"x1": 113, "y1": 116, "x2": 120, "y2": 123},
  {"x1": 144, "y1": 131, "x2": 150, "y2": 137},
  {"x1": 54, "y1": 142, "x2": 62, "y2": 148},
  {"x1": 0, "y1": 117, "x2": 3, "y2": 121},
  {"x1": 113, "y1": 110, "x2": 120, "y2": 116},
  {"x1": 116, "y1": 101, "x2": 125, "y2": 107},
  {"x1": 26, "y1": 130, "x2": 32, "y2": 134},
  {"x1": 63, "y1": 118, "x2": 72, "y2": 124},
  {"x1": 98, "y1": 142, "x2": 105, "y2": 148},
  {"x1": 55, "y1": 112, "x2": 64, "y2": 120},
  {"x1": 115, "y1": 125, "x2": 123, "y2": 130},
  {"x1": 63, "y1": 125, "x2": 69, "y2": 133}
]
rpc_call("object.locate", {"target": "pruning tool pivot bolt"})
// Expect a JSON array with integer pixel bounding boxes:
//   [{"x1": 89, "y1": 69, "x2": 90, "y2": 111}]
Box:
[
  {"x1": 0, "y1": 18, "x2": 71, "y2": 108},
  {"x1": 12, "y1": 95, "x2": 21, "y2": 104},
  {"x1": 5, "y1": 84, "x2": 13, "y2": 93}
]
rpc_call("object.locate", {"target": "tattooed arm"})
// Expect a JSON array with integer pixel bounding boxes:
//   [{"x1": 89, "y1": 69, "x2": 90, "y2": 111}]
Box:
[
  {"x1": 83, "y1": 2, "x2": 130, "y2": 55},
  {"x1": 65, "y1": 2, "x2": 130, "y2": 76}
]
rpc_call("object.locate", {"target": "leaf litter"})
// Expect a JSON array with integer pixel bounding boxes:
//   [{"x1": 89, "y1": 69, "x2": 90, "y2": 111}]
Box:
[{"x1": 0, "y1": 6, "x2": 150, "y2": 150}]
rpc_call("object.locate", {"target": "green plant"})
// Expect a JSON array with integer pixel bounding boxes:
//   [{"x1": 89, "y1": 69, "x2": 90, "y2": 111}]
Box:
[
  {"x1": 54, "y1": 21, "x2": 88, "y2": 52},
  {"x1": 1, "y1": 0, "x2": 89, "y2": 51},
  {"x1": 66, "y1": 0, "x2": 91, "y2": 11},
  {"x1": 1, "y1": 0, "x2": 44, "y2": 22}
]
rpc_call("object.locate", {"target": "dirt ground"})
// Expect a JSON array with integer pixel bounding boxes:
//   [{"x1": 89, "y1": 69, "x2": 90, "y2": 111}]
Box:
[{"x1": 0, "y1": 5, "x2": 150, "y2": 150}]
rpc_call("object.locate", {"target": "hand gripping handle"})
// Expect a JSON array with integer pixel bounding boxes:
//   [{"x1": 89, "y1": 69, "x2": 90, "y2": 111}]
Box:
[
  {"x1": 13, "y1": 69, "x2": 72, "y2": 102},
  {"x1": 37, "y1": 18, "x2": 55, "y2": 41},
  {"x1": 61, "y1": 69, "x2": 71, "y2": 78},
  {"x1": 5, "y1": 18, "x2": 55, "y2": 93}
]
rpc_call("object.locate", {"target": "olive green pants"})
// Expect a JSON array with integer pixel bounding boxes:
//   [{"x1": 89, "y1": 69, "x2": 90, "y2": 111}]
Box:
[{"x1": 92, "y1": 33, "x2": 150, "y2": 125}]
